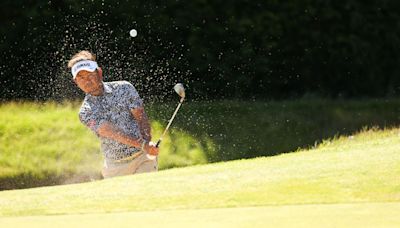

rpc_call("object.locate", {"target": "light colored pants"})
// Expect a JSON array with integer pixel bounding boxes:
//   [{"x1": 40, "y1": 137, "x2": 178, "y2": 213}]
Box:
[{"x1": 102, "y1": 152, "x2": 158, "y2": 179}]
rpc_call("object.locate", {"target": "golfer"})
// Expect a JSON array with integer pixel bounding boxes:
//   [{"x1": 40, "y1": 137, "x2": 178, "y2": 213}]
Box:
[{"x1": 67, "y1": 50, "x2": 159, "y2": 178}]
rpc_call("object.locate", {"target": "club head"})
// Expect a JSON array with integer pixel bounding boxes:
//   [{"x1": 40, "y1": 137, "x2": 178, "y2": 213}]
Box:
[{"x1": 174, "y1": 83, "x2": 185, "y2": 99}]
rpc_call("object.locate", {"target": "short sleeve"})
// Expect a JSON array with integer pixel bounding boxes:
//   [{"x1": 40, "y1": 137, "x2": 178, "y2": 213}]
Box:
[
  {"x1": 123, "y1": 82, "x2": 143, "y2": 110},
  {"x1": 79, "y1": 100, "x2": 105, "y2": 133}
]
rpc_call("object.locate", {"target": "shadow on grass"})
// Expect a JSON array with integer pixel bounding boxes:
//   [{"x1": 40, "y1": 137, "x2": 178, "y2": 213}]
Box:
[
  {"x1": 148, "y1": 99, "x2": 400, "y2": 162},
  {"x1": 0, "y1": 172, "x2": 102, "y2": 191}
]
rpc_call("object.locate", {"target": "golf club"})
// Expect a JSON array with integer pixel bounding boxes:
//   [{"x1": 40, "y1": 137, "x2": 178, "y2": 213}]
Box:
[
  {"x1": 155, "y1": 83, "x2": 185, "y2": 147},
  {"x1": 146, "y1": 83, "x2": 185, "y2": 160}
]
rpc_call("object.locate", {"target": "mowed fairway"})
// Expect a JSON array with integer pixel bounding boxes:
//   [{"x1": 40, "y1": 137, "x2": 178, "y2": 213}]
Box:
[
  {"x1": 1, "y1": 128, "x2": 400, "y2": 227},
  {"x1": 1, "y1": 203, "x2": 400, "y2": 228}
]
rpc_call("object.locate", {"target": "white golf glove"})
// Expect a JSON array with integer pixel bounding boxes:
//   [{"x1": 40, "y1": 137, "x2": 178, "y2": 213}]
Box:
[{"x1": 145, "y1": 141, "x2": 157, "y2": 160}]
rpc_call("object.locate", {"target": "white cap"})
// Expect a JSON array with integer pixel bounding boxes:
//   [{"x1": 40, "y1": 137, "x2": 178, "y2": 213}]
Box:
[{"x1": 71, "y1": 60, "x2": 98, "y2": 79}]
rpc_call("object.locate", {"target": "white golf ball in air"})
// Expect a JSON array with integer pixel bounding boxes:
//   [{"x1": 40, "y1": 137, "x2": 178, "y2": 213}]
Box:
[{"x1": 129, "y1": 29, "x2": 137, "y2": 37}]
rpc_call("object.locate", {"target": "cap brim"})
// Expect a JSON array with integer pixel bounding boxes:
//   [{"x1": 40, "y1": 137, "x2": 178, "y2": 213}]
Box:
[
  {"x1": 73, "y1": 67, "x2": 97, "y2": 79},
  {"x1": 71, "y1": 60, "x2": 99, "y2": 79}
]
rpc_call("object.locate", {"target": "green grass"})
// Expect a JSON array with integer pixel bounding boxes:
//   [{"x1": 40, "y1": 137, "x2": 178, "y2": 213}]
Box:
[
  {"x1": 0, "y1": 128, "x2": 399, "y2": 215},
  {"x1": 149, "y1": 99, "x2": 400, "y2": 162},
  {"x1": 0, "y1": 128, "x2": 399, "y2": 226},
  {"x1": 1, "y1": 99, "x2": 400, "y2": 189},
  {"x1": 1, "y1": 203, "x2": 399, "y2": 228},
  {"x1": 0, "y1": 101, "x2": 209, "y2": 189},
  {"x1": 0, "y1": 102, "x2": 102, "y2": 188}
]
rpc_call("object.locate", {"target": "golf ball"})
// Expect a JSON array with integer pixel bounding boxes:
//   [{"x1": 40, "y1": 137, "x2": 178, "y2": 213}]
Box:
[{"x1": 129, "y1": 29, "x2": 137, "y2": 37}]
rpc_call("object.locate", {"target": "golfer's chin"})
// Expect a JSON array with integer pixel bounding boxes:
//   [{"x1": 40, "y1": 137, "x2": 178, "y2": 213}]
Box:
[{"x1": 80, "y1": 87, "x2": 99, "y2": 95}]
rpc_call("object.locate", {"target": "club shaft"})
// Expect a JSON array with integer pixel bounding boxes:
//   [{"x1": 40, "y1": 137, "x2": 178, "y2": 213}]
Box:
[{"x1": 156, "y1": 97, "x2": 184, "y2": 147}]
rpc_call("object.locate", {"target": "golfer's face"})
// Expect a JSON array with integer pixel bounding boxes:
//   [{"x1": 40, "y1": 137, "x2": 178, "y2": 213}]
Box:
[{"x1": 75, "y1": 70, "x2": 102, "y2": 94}]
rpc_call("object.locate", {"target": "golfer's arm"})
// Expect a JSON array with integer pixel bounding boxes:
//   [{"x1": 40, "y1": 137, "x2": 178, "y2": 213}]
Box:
[
  {"x1": 131, "y1": 107, "x2": 152, "y2": 142},
  {"x1": 97, "y1": 122, "x2": 142, "y2": 148}
]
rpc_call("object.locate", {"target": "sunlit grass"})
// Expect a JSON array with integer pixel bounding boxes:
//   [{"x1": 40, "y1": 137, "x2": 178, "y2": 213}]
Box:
[
  {"x1": 1, "y1": 99, "x2": 400, "y2": 189},
  {"x1": 0, "y1": 101, "x2": 211, "y2": 189},
  {"x1": 0, "y1": 102, "x2": 99, "y2": 179},
  {"x1": 0, "y1": 127, "x2": 399, "y2": 217},
  {"x1": 1, "y1": 203, "x2": 400, "y2": 228}
]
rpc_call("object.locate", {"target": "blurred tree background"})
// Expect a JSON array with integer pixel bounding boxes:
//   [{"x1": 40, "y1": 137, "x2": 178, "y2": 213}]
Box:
[{"x1": 0, "y1": 0, "x2": 400, "y2": 101}]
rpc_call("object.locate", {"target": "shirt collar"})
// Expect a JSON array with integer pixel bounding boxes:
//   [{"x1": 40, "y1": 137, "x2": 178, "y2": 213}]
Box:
[
  {"x1": 87, "y1": 82, "x2": 112, "y2": 99},
  {"x1": 103, "y1": 83, "x2": 112, "y2": 94}
]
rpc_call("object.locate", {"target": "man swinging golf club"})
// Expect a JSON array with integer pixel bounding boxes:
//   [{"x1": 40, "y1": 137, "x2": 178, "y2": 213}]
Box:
[{"x1": 68, "y1": 50, "x2": 159, "y2": 178}]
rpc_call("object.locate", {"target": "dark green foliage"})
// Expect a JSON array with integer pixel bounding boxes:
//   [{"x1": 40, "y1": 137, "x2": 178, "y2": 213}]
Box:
[{"x1": 1, "y1": 0, "x2": 400, "y2": 100}]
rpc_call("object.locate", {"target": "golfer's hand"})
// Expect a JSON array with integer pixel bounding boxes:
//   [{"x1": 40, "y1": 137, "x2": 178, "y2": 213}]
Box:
[{"x1": 144, "y1": 141, "x2": 159, "y2": 156}]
